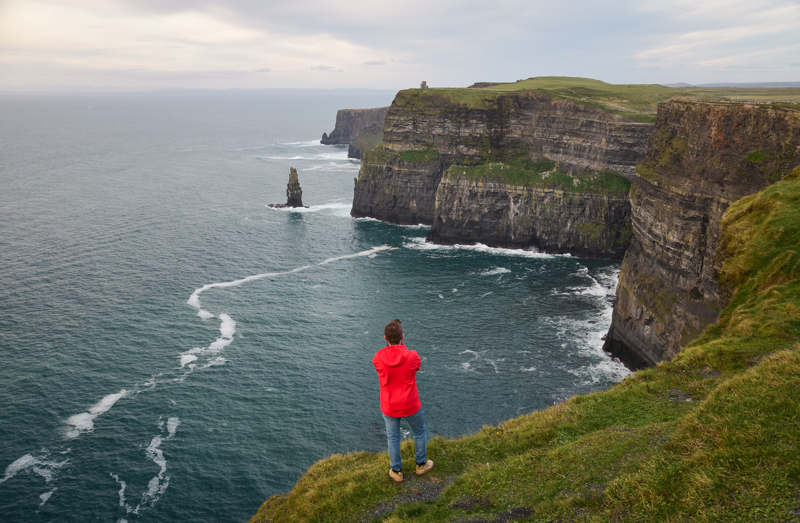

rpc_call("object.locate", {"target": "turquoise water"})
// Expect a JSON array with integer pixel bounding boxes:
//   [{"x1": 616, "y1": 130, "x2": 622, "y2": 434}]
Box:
[{"x1": 0, "y1": 91, "x2": 629, "y2": 522}]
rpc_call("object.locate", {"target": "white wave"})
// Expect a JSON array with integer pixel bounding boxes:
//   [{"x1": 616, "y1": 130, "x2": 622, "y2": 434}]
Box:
[
  {"x1": 481, "y1": 267, "x2": 510, "y2": 276},
  {"x1": 277, "y1": 140, "x2": 322, "y2": 147},
  {"x1": 264, "y1": 150, "x2": 351, "y2": 161},
  {"x1": 594, "y1": 266, "x2": 621, "y2": 291},
  {"x1": 39, "y1": 488, "x2": 56, "y2": 507},
  {"x1": 146, "y1": 436, "x2": 167, "y2": 477},
  {"x1": 180, "y1": 354, "x2": 198, "y2": 367},
  {"x1": 486, "y1": 359, "x2": 504, "y2": 374},
  {"x1": 112, "y1": 473, "x2": 127, "y2": 507},
  {"x1": 201, "y1": 356, "x2": 226, "y2": 368},
  {"x1": 567, "y1": 357, "x2": 630, "y2": 386},
  {"x1": 65, "y1": 390, "x2": 128, "y2": 439},
  {"x1": 1, "y1": 452, "x2": 68, "y2": 485},
  {"x1": 2, "y1": 454, "x2": 37, "y2": 484},
  {"x1": 219, "y1": 314, "x2": 235, "y2": 338},
  {"x1": 185, "y1": 247, "x2": 393, "y2": 313},
  {"x1": 481, "y1": 292, "x2": 493, "y2": 297},
  {"x1": 166, "y1": 418, "x2": 179, "y2": 439},
  {"x1": 197, "y1": 309, "x2": 214, "y2": 320},
  {"x1": 553, "y1": 281, "x2": 606, "y2": 298},
  {"x1": 113, "y1": 419, "x2": 179, "y2": 518},
  {"x1": 403, "y1": 237, "x2": 566, "y2": 258},
  {"x1": 139, "y1": 434, "x2": 171, "y2": 511},
  {"x1": 521, "y1": 366, "x2": 537, "y2": 372},
  {"x1": 268, "y1": 201, "x2": 353, "y2": 216}
]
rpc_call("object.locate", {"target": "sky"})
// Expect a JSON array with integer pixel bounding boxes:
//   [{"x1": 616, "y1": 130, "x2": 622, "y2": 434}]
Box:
[{"x1": 0, "y1": 0, "x2": 798, "y2": 92}]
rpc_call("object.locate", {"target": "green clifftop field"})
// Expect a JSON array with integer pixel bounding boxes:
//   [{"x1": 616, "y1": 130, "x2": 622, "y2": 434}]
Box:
[
  {"x1": 251, "y1": 168, "x2": 800, "y2": 523},
  {"x1": 392, "y1": 77, "x2": 800, "y2": 123}
]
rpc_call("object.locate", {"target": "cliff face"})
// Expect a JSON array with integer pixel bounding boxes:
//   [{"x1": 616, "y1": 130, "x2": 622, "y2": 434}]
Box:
[
  {"x1": 351, "y1": 90, "x2": 652, "y2": 253},
  {"x1": 321, "y1": 107, "x2": 389, "y2": 158},
  {"x1": 378, "y1": 90, "x2": 652, "y2": 178},
  {"x1": 350, "y1": 148, "x2": 442, "y2": 224},
  {"x1": 604, "y1": 101, "x2": 800, "y2": 368},
  {"x1": 428, "y1": 175, "x2": 632, "y2": 258}
]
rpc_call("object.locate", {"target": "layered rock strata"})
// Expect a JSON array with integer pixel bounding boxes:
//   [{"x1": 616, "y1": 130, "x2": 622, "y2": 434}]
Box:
[
  {"x1": 321, "y1": 107, "x2": 389, "y2": 159},
  {"x1": 351, "y1": 89, "x2": 651, "y2": 254},
  {"x1": 376, "y1": 90, "x2": 652, "y2": 179},
  {"x1": 351, "y1": 147, "x2": 442, "y2": 224},
  {"x1": 603, "y1": 101, "x2": 800, "y2": 368},
  {"x1": 428, "y1": 176, "x2": 632, "y2": 258}
]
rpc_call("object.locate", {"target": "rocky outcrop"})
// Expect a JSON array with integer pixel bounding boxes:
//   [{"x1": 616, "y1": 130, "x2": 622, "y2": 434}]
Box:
[
  {"x1": 269, "y1": 167, "x2": 305, "y2": 208},
  {"x1": 351, "y1": 89, "x2": 651, "y2": 254},
  {"x1": 603, "y1": 101, "x2": 800, "y2": 368},
  {"x1": 428, "y1": 176, "x2": 632, "y2": 258},
  {"x1": 321, "y1": 107, "x2": 389, "y2": 159},
  {"x1": 350, "y1": 147, "x2": 442, "y2": 224}
]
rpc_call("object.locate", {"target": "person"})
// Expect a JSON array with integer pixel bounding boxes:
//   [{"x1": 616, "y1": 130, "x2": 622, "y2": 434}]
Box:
[{"x1": 372, "y1": 319, "x2": 434, "y2": 483}]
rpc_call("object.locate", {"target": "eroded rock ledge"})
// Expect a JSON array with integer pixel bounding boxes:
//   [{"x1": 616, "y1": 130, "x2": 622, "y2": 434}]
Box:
[{"x1": 603, "y1": 101, "x2": 800, "y2": 368}]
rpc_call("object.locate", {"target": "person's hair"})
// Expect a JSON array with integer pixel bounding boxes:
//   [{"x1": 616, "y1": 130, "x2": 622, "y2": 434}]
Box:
[{"x1": 384, "y1": 319, "x2": 403, "y2": 345}]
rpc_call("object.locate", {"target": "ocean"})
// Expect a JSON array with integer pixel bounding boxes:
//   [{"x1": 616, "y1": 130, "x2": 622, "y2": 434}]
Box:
[{"x1": 0, "y1": 90, "x2": 630, "y2": 522}]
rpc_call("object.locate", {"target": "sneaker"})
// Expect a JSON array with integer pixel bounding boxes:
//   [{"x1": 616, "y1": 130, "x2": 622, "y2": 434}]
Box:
[
  {"x1": 415, "y1": 460, "x2": 434, "y2": 476},
  {"x1": 389, "y1": 469, "x2": 403, "y2": 483}
]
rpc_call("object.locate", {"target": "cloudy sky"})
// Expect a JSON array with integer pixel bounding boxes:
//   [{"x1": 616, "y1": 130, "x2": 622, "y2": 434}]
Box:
[{"x1": 1, "y1": 0, "x2": 798, "y2": 91}]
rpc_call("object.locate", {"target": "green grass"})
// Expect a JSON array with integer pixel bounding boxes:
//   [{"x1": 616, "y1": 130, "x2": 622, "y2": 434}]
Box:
[
  {"x1": 393, "y1": 77, "x2": 800, "y2": 119},
  {"x1": 444, "y1": 156, "x2": 632, "y2": 195},
  {"x1": 398, "y1": 148, "x2": 440, "y2": 162},
  {"x1": 250, "y1": 167, "x2": 800, "y2": 523},
  {"x1": 361, "y1": 146, "x2": 440, "y2": 164}
]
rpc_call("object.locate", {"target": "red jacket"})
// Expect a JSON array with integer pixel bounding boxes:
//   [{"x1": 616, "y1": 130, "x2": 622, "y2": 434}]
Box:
[{"x1": 372, "y1": 343, "x2": 422, "y2": 417}]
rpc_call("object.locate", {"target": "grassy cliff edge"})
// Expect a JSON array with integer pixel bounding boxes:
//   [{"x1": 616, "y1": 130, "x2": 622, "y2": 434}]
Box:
[
  {"x1": 259, "y1": 160, "x2": 800, "y2": 523},
  {"x1": 252, "y1": 167, "x2": 800, "y2": 522}
]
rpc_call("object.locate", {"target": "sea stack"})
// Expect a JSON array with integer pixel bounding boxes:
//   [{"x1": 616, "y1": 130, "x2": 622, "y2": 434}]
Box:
[{"x1": 270, "y1": 167, "x2": 305, "y2": 208}]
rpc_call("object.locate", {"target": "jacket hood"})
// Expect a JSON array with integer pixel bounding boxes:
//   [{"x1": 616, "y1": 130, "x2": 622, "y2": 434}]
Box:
[{"x1": 375, "y1": 344, "x2": 409, "y2": 367}]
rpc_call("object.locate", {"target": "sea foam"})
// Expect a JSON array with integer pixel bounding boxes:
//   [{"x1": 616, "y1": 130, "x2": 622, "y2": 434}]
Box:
[
  {"x1": 1, "y1": 452, "x2": 68, "y2": 485},
  {"x1": 403, "y1": 237, "x2": 567, "y2": 258},
  {"x1": 65, "y1": 390, "x2": 128, "y2": 439}
]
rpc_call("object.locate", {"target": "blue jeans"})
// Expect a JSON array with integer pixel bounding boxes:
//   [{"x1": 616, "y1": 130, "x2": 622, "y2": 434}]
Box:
[{"x1": 382, "y1": 408, "x2": 427, "y2": 472}]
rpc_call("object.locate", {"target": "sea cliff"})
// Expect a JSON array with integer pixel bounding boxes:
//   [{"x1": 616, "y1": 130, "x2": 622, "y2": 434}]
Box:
[
  {"x1": 321, "y1": 107, "x2": 389, "y2": 159},
  {"x1": 251, "y1": 166, "x2": 800, "y2": 523},
  {"x1": 351, "y1": 89, "x2": 652, "y2": 256},
  {"x1": 428, "y1": 168, "x2": 632, "y2": 258},
  {"x1": 604, "y1": 101, "x2": 800, "y2": 368},
  {"x1": 251, "y1": 91, "x2": 800, "y2": 523}
]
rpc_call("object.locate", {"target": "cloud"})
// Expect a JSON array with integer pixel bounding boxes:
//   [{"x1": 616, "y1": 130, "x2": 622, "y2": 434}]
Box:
[
  {"x1": 0, "y1": 0, "x2": 798, "y2": 90},
  {"x1": 633, "y1": 0, "x2": 800, "y2": 69},
  {"x1": 311, "y1": 66, "x2": 344, "y2": 72}
]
